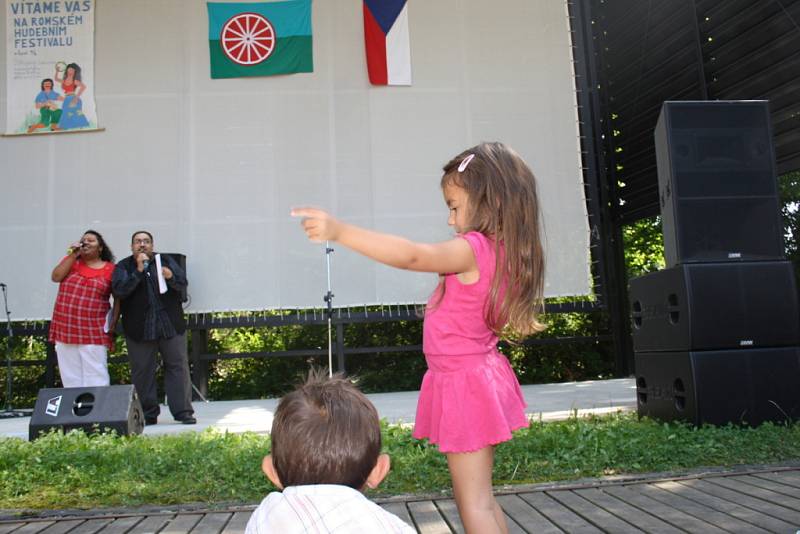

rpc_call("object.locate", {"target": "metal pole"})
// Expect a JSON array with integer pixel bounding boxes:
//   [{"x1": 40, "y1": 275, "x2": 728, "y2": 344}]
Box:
[
  {"x1": 1, "y1": 283, "x2": 26, "y2": 417},
  {"x1": 2, "y1": 284, "x2": 12, "y2": 413},
  {"x1": 324, "y1": 242, "x2": 334, "y2": 377}
]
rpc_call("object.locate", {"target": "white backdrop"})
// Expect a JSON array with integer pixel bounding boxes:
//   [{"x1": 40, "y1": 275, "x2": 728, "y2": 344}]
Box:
[{"x1": 0, "y1": 0, "x2": 590, "y2": 320}]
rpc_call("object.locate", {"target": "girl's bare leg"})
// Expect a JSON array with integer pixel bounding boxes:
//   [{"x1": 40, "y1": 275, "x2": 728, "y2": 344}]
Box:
[{"x1": 446, "y1": 446, "x2": 508, "y2": 534}]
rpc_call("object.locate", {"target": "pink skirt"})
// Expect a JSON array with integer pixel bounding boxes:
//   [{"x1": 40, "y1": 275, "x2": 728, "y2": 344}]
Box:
[{"x1": 412, "y1": 350, "x2": 528, "y2": 453}]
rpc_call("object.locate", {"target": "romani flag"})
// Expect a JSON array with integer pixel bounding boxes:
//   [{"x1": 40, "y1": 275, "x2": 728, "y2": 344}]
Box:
[
  {"x1": 363, "y1": 0, "x2": 411, "y2": 86},
  {"x1": 207, "y1": 0, "x2": 313, "y2": 79}
]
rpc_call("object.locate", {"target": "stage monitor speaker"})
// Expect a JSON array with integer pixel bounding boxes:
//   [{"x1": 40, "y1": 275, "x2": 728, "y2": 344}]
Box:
[
  {"x1": 29, "y1": 385, "x2": 144, "y2": 441},
  {"x1": 655, "y1": 100, "x2": 784, "y2": 266},
  {"x1": 629, "y1": 261, "x2": 799, "y2": 352},
  {"x1": 635, "y1": 347, "x2": 800, "y2": 426}
]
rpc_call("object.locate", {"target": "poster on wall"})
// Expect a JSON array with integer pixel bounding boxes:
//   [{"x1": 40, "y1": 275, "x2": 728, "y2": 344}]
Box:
[{"x1": 4, "y1": 0, "x2": 98, "y2": 135}]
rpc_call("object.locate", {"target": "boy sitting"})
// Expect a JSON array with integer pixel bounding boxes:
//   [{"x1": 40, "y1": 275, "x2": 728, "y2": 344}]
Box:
[{"x1": 246, "y1": 371, "x2": 415, "y2": 533}]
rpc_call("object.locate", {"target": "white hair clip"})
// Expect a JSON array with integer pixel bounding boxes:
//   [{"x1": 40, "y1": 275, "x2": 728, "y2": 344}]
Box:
[{"x1": 457, "y1": 153, "x2": 475, "y2": 173}]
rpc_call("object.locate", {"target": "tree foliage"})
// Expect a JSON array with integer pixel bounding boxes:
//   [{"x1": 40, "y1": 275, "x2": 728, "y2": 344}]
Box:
[
  {"x1": 779, "y1": 171, "x2": 800, "y2": 277},
  {"x1": 622, "y1": 216, "x2": 665, "y2": 278}
]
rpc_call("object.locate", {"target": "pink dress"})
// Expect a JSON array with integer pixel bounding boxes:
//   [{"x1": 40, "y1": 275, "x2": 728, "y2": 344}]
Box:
[{"x1": 413, "y1": 231, "x2": 528, "y2": 453}]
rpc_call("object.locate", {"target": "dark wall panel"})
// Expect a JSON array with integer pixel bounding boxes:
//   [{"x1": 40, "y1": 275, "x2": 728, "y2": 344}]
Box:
[{"x1": 590, "y1": 0, "x2": 800, "y2": 222}]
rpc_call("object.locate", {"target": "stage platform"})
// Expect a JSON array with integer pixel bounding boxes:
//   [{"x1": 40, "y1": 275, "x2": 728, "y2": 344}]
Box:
[
  {"x1": 0, "y1": 378, "x2": 636, "y2": 440},
  {"x1": 2, "y1": 463, "x2": 799, "y2": 532}
]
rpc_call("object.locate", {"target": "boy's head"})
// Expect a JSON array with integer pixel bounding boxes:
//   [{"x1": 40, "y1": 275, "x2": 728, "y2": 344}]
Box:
[{"x1": 263, "y1": 371, "x2": 389, "y2": 491}]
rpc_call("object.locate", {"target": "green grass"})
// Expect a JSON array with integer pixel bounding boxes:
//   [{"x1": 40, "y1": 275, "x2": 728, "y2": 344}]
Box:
[{"x1": 1, "y1": 412, "x2": 799, "y2": 511}]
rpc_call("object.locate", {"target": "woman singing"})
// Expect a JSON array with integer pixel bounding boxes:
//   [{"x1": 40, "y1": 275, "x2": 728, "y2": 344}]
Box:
[{"x1": 50, "y1": 230, "x2": 117, "y2": 387}]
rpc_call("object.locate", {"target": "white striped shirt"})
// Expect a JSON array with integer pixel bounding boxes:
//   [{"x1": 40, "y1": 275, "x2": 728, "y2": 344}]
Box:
[{"x1": 245, "y1": 485, "x2": 415, "y2": 534}]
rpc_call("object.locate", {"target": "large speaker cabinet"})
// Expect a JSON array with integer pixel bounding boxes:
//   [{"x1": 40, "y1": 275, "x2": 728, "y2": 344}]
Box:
[
  {"x1": 655, "y1": 100, "x2": 784, "y2": 266},
  {"x1": 629, "y1": 261, "x2": 799, "y2": 352},
  {"x1": 29, "y1": 385, "x2": 144, "y2": 440},
  {"x1": 635, "y1": 348, "x2": 800, "y2": 426}
]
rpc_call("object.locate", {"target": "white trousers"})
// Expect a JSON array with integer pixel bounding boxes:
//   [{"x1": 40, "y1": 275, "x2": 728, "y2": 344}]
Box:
[{"x1": 55, "y1": 342, "x2": 110, "y2": 387}]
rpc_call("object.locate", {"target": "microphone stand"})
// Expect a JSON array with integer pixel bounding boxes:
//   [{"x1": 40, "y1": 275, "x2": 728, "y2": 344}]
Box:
[
  {"x1": 1, "y1": 283, "x2": 27, "y2": 418},
  {"x1": 323, "y1": 242, "x2": 334, "y2": 378}
]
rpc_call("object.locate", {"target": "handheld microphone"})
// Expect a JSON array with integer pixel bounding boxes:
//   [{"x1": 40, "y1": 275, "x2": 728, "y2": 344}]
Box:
[
  {"x1": 0, "y1": 283, "x2": 6, "y2": 288},
  {"x1": 143, "y1": 259, "x2": 150, "y2": 271}
]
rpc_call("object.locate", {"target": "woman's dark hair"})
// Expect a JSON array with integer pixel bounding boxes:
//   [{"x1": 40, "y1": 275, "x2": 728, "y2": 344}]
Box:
[
  {"x1": 83, "y1": 230, "x2": 114, "y2": 262},
  {"x1": 65, "y1": 63, "x2": 82, "y2": 82},
  {"x1": 40, "y1": 78, "x2": 54, "y2": 91}
]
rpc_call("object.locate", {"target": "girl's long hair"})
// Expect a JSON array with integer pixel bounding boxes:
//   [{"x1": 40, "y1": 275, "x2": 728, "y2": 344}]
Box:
[{"x1": 441, "y1": 142, "x2": 546, "y2": 338}]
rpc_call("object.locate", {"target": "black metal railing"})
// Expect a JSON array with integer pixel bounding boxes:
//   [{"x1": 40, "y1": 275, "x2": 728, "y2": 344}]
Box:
[{"x1": 1, "y1": 301, "x2": 608, "y2": 403}]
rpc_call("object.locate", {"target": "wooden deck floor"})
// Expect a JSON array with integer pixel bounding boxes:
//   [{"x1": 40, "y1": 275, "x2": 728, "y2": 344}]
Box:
[{"x1": 1, "y1": 466, "x2": 799, "y2": 533}]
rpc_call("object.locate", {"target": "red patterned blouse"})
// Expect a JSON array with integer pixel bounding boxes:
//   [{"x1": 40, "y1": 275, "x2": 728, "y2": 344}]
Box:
[{"x1": 49, "y1": 258, "x2": 115, "y2": 348}]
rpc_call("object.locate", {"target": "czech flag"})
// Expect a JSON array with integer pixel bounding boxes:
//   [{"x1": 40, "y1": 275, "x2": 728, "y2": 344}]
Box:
[{"x1": 363, "y1": 0, "x2": 411, "y2": 86}]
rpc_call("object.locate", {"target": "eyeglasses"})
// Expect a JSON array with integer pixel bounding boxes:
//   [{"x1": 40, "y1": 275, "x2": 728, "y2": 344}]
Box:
[{"x1": 133, "y1": 238, "x2": 152, "y2": 245}]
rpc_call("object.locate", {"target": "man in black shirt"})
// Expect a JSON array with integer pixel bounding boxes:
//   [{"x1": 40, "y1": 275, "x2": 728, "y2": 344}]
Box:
[{"x1": 112, "y1": 230, "x2": 195, "y2": 425}]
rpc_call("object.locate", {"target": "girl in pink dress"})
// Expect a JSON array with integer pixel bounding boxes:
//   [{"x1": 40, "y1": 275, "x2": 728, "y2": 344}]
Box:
[{"x1": 293, "y1": 142, "x2": 545, "y2": 534}]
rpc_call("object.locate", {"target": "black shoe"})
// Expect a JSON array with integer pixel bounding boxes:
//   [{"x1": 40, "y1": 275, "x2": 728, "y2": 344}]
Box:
[
  {"x1": 177, "y1": 415, "x2": 196, "y2": 425},
  {"x1": 145, "y1": 417, "x2": 158, "y2": 426}
]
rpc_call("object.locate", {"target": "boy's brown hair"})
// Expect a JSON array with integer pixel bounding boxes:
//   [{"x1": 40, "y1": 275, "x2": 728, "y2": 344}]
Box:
[{"x1": 271, "y1": 371, "x2": 382, "y2": 489}]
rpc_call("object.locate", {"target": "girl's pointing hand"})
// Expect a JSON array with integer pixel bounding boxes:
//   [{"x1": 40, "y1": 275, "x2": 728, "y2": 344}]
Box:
[{"x1": 291, "y1": 207, "x2": 341, "y2": 243}]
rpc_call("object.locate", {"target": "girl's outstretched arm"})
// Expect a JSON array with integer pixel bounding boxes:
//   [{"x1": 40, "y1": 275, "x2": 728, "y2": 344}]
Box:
[{"x1": 291, "y1": 208, "x2": 477, "y2": 275}]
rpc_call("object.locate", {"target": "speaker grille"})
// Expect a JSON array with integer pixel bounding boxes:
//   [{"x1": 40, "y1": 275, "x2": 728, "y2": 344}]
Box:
[
  {"x1": 674, "y1": 197, "x2": 783, "y2": 263},
  {"x1": 656, "y1": 101, "x2": 783, "y2": 265}
]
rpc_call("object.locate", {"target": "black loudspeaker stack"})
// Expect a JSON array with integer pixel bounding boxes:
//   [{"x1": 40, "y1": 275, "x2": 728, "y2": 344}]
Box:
[
  {"x1": 29, "y1": 385, "x2": 144, "y2": 440},
  {"x1": 630, "y1": 100, "x2": 800, "y2": 426}
]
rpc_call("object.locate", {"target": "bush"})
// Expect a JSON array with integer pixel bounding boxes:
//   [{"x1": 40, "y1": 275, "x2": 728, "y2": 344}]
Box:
[{"x1": 0, "y1": 334, "x2": 49, "y2": 408}]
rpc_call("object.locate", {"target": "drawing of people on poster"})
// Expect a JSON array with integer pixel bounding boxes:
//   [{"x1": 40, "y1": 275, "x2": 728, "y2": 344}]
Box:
[
  {"x1": 26, "y1": 77, "x2": 61, "y2": 133},
  {"x1": 5, "y1": 0, "x2": 98, "y2": 135},
  {"x1": 53, "y1": 61, "x2": 89, "y2": 129}
]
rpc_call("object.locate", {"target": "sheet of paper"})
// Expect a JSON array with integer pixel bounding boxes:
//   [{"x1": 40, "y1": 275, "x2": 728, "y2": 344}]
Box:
[
  {"x1": 103, "y1": 307, "x2": 113, "y2": 333},
  {"x1": 155, "y1": 253, "x2": 167, "y2": 294}
]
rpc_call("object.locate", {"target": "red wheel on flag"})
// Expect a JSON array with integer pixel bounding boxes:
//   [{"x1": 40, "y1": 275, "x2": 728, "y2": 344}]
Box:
[{"x1": 220, "y1": 12, "x2": 276, "y2": 65}]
